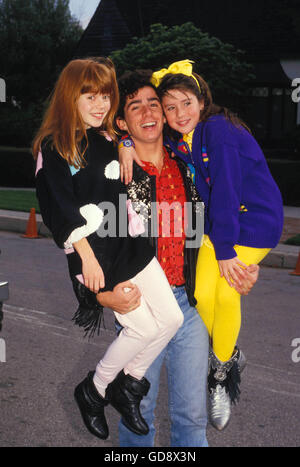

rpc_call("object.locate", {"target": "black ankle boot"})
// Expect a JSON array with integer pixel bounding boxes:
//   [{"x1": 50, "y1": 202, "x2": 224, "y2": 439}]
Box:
[
  {"x1": 74, "y1": 371, "x2": 109, "y2": 440},
  {"x1": 106, "y1": 370, "x2": 150, "y2": 435}
]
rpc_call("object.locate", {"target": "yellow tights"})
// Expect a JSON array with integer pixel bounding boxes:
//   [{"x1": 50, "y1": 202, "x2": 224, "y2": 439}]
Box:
[{"x1": 194, "y1": 235, "x2": 270, "y2": 362}]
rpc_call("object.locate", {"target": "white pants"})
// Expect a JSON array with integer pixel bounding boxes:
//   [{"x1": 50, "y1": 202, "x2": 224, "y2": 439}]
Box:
[{"x1": 94, "y1": 257, "x2": 184, "y2": 390}]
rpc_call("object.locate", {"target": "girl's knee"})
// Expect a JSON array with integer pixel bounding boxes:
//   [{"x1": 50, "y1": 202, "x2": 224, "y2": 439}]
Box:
[
  {"x1": 123, "y1": 321, "x2": 159, "y2": 344},
  {"x1": 143, "y1": 324, "x2": 160, "y2": 344},
  {"x1": 216, "y1": 285, "x2": 240, "y2": 310},
  {"x1": 161, "y1": 307, "x2": 184, "y2": 335}
]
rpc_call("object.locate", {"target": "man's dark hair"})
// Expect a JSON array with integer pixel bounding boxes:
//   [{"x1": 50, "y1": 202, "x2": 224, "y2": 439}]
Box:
[{"x1": 117, "y1": 69, "x2": 157, "y2": 118}]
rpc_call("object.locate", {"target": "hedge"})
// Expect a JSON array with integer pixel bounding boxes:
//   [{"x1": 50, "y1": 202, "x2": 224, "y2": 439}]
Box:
[
  {"x1": 266, "y1": 160, "x2": 300, "y2": 206},
  {"x1": 0, "y1": 148, "x2": 299, "y2": 206},
  {"x1": 0, "y1": 147, "x2": 35, "y2": 187}
]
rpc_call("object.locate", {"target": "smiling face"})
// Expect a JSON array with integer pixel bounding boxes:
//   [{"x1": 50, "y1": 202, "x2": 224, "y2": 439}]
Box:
[
  {"x1": 117, "y1": 86, "x2": 165, "y2": 145},
  {"x1": 77, "y1": 92, "x2": 111, "y2": 129},
  {"x1": 161, "y1": 88, "x2": 204, "y2": 135}
]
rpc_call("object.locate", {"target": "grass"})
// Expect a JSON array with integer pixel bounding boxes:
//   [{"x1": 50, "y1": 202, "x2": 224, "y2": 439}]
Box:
[
  {"x1": 0, "y1": 190, "x2": 40, "y2": 213},
  {"x1": 285, "y1": 234, "x2": 300, "y2": 246}
]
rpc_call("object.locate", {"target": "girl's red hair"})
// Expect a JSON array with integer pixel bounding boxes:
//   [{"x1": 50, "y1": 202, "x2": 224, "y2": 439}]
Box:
[{"x1": 32, "y1": 57, "x2": 119, "y2": 167}]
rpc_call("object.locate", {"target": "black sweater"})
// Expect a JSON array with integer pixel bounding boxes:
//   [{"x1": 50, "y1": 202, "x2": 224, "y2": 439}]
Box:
[{"x1": 36, "y1": 128, "x2": 155, "y2": 291}]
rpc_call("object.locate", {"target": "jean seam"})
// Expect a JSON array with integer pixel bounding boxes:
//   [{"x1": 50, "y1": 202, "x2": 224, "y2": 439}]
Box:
[{"x1": 165, "y1": 345, "x2": 176, "y2": 444}]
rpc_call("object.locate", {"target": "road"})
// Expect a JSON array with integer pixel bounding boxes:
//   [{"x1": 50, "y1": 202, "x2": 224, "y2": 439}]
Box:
[{"x1": 0, "y1": 231, "x2": 299, "y2": 447}]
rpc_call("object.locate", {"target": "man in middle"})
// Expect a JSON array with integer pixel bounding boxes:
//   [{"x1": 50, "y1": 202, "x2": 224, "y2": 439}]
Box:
[{"x1": 98, "y1": 70, "x2": 258, "y2": 447}]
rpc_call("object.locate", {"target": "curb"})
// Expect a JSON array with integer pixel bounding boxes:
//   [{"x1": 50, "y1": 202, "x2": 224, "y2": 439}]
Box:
[
  {"x1": 0, "y1": 209, "x2": 299, "y2": 270},
  {"x1": 261, "y1": 244, "x2": 299, "y2": 269},
  {"x1": 0, "y1": 209, "x2": 51, "y2": 238}
]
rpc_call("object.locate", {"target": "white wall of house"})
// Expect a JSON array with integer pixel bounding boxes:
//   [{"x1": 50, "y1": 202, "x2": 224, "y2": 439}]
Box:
[{"x1": 0, "y1": 77, "x2": 5, "y2": 103}]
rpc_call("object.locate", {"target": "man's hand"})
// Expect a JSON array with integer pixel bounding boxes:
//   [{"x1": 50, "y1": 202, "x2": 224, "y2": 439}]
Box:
[
  {"x1": 233, "y1": 264, "x2": 260, "y2": 295},
  {"x1": 96, "y1": 280, "x2": 141, "y2": 314}
]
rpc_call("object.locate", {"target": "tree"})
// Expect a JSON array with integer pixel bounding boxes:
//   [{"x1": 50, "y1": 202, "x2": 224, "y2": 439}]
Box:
[
  {"x1": 110, "y1": 23, "x2": 254, "y2": 98},
  {"x1": 0, "y1": 0, "x2": 82, "y2": 146},
  {"x1": 0, "y1": 0, "x2": 82, "y2": 105}
]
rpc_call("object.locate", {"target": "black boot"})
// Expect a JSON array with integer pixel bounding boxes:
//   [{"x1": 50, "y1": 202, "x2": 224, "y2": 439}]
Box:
[
  {"x1": 106, "y1": 370, "x2": 150, "y2": 435},
  {"x1": 74, "y1": 371, "x2": 109, "y2": 440}
]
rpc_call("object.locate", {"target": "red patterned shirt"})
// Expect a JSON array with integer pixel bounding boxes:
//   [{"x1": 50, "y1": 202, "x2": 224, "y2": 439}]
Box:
[{"x1": 142, "y1": 149, "x2": 186, "y2": 286}]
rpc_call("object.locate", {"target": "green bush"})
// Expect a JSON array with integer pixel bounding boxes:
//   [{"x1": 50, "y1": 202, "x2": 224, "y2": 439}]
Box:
[
  {"x1": 0, "y1": 102, "x2": 43, "y2": 147},
  {"x1": 0, "y1": 147, "x2": 35, "y2": 187},
  {"x1": 267, "y1": 160, "x2": 300, "y2": 206},
  {"x1": 285, "y1": 234, "x2": 300, "y2": 246},
  {"x1": 110, "y1": 23, "x2": 254, "y2": 96},
  {"x1": 263, "y1": 126, "x2": 300, "y2": 161},
  {"x1": 281, "y1": 126, "x2": 300, "y2": 160}
]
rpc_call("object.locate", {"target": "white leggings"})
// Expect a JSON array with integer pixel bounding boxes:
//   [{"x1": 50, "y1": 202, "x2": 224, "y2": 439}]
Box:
[{"x1": 94, "y1": 257, "x2": 184, "y2": 392}]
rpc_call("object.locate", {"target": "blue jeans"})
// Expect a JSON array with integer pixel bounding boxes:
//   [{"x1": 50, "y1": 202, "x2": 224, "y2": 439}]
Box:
[{"x1": 117, "y1": 286, "x2": 209, "y2": 447}]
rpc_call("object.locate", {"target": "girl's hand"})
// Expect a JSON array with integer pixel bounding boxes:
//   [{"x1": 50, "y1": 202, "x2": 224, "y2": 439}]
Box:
[
  {"x1": 218, "y1": 257, "x2": 247, "y2": 288},
  {"x1": 73, "y1": 237, "x2": 105, "y2": 293},
  {"x1": 82, "y1": 254, "x2": 105, "y2": 293},
  {"x1": 119, "y1": 145, "x2": 144, "y2": 185}
]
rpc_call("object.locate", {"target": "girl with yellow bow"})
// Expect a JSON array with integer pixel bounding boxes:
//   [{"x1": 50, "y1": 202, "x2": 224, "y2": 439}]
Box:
[{"x1": 118, "y1": 59, "x2": 283, "y2": 432}]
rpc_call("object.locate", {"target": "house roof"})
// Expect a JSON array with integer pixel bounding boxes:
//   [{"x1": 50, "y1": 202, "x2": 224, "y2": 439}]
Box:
[
  {"x1": 75, "y1": 0, "x2": 299, "y2": 86},
  {"x1": 74, "y1": 0, "x2": 131, "y2": 59}
]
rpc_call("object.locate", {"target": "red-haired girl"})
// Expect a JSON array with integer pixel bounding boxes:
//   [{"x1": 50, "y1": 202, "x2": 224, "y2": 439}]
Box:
[{"x1": 33, "y1": 58, "x2": 183, "y2": 440}]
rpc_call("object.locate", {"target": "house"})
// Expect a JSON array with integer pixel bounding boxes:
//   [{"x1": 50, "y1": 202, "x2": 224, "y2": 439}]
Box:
[
  {"x1": 74, "y1": 0, "x2": 300, "y2": 143},
  {"x1": 74, "y1": 0, "x2": 131, "y2": 59}
]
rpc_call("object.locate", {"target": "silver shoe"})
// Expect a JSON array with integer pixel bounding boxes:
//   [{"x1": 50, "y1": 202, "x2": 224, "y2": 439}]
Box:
[
  {"x1": 208, "y1": 347, "x2": 246, "y2": 431},
  {"x1": 209, "y1": 382, "x2": 231, "y2": 431},
  {"x1": 237, "y1": 347, "x2": 247, "y2": 373}
]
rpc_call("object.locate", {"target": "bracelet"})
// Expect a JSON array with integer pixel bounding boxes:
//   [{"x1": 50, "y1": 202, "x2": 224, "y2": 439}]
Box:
[{"x1": 118, "y1": 137, "x2": 135, "y2": 150}]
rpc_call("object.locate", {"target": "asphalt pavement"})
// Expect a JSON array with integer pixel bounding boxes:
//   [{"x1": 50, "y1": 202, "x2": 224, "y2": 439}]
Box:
[{"x1": 0, "y1": 228, "x2": 299, "y2": 448}]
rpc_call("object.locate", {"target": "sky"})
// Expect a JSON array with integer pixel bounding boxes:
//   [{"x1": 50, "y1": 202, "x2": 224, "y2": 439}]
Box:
[{"x1": 69, "y1": 0, "x2": 101, "y2": 29}]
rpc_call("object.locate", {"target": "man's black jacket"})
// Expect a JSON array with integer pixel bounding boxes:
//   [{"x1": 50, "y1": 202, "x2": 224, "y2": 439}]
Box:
[{"x1": 127, "y1": 151, "x2": 204, "y2": 307}]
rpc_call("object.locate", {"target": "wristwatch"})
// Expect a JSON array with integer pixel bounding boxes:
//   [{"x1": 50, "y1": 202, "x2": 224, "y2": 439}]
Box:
[{"x1": 118, "y1": 136, "x2": 135, "y2": 149}]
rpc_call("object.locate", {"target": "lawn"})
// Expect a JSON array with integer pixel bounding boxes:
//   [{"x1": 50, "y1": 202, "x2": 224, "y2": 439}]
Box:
[
  {"x1": 285, "y1": 234, "x2": 300, "y2": 246},
  {"x1": 0, "y1": 190, "x2": 40, "y2": 213}
]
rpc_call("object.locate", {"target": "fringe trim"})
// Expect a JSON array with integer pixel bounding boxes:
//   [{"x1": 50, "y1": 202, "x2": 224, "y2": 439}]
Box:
[
  {"x1": 71, "y1": 277, "x2": 105, "y2": 339},
  {"x1": 208, "y1": 361, "x2": 241, "y2": 405},
  {"x1": 226, "y1": 362, "x2": 241, "y2": 404},
  {"x1": 72, "y1": 304, "x2": 105, "y2": 339}
]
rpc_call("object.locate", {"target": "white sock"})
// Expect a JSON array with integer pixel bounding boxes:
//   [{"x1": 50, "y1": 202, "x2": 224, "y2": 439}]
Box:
[{"x1": 93, "y1": 372, "x2": 107, "y2": 398}]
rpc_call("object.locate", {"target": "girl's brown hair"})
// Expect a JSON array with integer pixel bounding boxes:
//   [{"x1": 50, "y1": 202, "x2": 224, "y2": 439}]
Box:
[
  {"x1": 156, "y1": 71, "x2": 250, "y2": 137},
  {"x1": 32, "y1": 57, "x2": 119, "y2": 168}
]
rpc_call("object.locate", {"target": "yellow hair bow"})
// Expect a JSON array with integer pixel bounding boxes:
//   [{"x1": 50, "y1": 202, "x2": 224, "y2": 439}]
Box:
[{"x1": 151, "y1": 59, "x2": 200, "y2": 90}]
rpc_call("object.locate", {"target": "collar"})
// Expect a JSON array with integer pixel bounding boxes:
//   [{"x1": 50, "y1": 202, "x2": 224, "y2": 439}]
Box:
[
  {"x1": 141, "y1": 146, "x2": 169, "y2": 170},
  {"x1": 182, "y1": 130, "x2": 195, "y2": 151}
]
